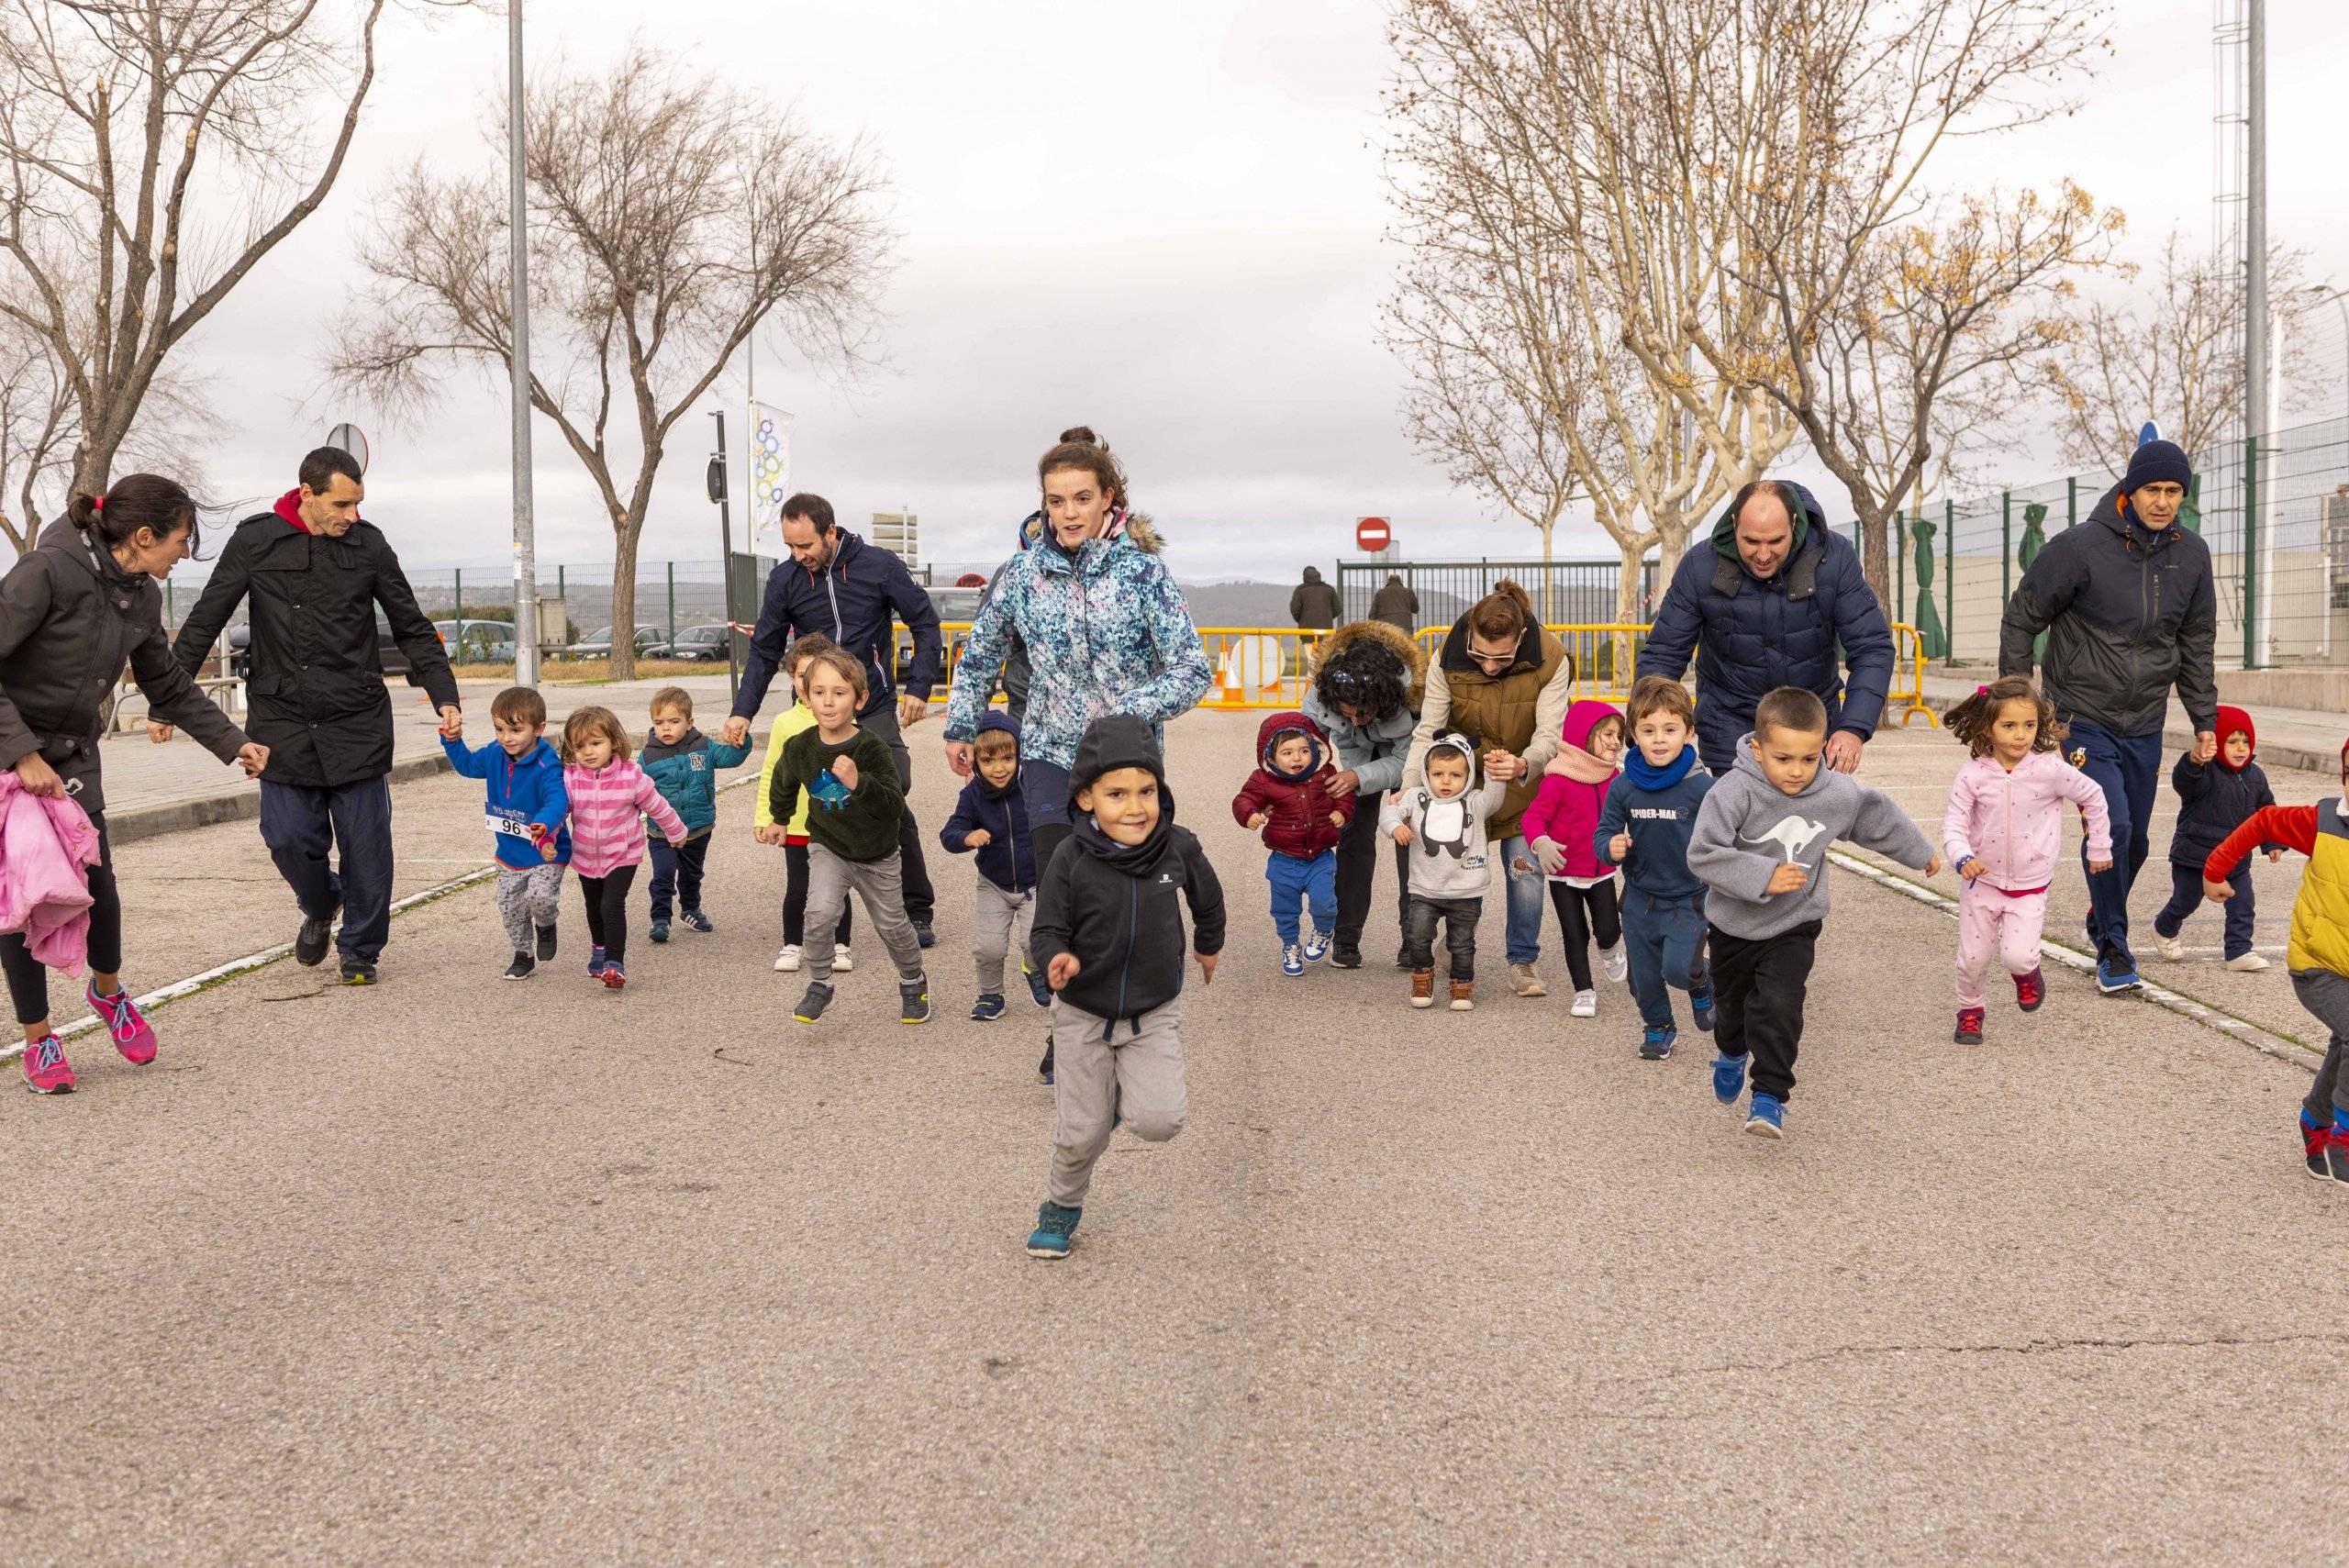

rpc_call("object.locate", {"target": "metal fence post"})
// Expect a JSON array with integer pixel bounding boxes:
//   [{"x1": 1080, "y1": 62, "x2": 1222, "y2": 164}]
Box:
[
  {"x1": 2066, "y1": 476, "x2": 2077, "y2": 531},
  {"x1": 1894, "y1": 511, "x2": 1905, "y2": 617},
  {"x1": 2000, "y1": 492, "x2": 2012, "y2": 607},
  {"x1": 666, "y1": 561, "x2": 677, "y2": 651},
  {"x1": 1943, "y1": 498, "x2": 1954, "y2": 663},
  {"x1": 453, "y1": 568, "x2": 462, "y2": 628},
  {"x1": 2243, "y1": 435, "x2": 2260, "y2": 670}
]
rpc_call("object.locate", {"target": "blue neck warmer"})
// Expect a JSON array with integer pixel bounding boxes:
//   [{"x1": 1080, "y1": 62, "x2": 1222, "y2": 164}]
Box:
[{"x1": 1624, "y1": 744, "x2": 1697, "y2": 792}]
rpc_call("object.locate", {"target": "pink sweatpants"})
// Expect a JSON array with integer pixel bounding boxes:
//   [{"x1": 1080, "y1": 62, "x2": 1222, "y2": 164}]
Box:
[{"x1": 1956, "y1": 882, "x2": 2047, "y2": 1007}]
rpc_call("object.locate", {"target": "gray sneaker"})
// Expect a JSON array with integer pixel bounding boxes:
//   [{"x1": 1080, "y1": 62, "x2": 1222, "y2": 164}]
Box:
[
  {"x1": 899, "y1": 980, "x2": 931, "y2": 1025},
  {"x1": 793, "y1": 983, "x2": 835, "y2": 1025}
]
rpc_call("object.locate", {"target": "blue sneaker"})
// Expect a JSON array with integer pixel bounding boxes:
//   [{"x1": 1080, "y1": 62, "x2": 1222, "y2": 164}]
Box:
[
  {"x1": 680, "y1": 909, "x2": 713, "y2": 934},
  {"x1": 1692, "y1": 990, "x2": 1717, "y2": 1032},
  {"x1": 1281, "y1": 943, "x2": 1305, "y2": 977},
  {"x1": 971, "y1": 992, "x2": 1007, "y2": 1022},
  {"x1": 1302, "y1": 928, "x2": 1330, "y2": 964},
  {"x1": 1745, "y1": 1092, "x2": 1785, "y2": 1139},
  {"x1": 649, "y1": 920, "x2": 671, "y2": 944},
  {"x1": 2096, "y1": 956, "x2": 2142, "y2": 995},
  {"x1": 587, "y1": 945, "x2": 607, "y2": 978},
  {"x1": 1640, "y1": 1026, "x2": 1677, "y2": 1061},
  {"x1": 1711, "y1": 1051, "x2": 1747, "y2": 1105},
  {"x1": 1027, "y1": 1200, "x2": 1080, "y2": 1259},
  {"x1": 1025, "y1": 962, "x2": 1052, "y2": 1008}
]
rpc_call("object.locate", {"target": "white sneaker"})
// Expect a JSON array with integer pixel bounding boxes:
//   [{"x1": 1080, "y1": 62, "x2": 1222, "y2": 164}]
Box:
[
  {"x1": 1570, "y1": 988, "x2": 1598, "y2": 1018},
  {"x1": 1599, "y1": 944, "x2": 1627, "y2": 983},
  {"x1": 833, "y1": 946, "x2": 856, "y2": 973},
  {"x1": 2225, "y1": 951, "x2": 2271, "y2": 972},
  {"x1": 2154, "y1": 934, "x2": 2185, "y2": 962},
  {"x1": 774, "y1": 944, "x2": 803, "y2": 973},
  {"x1": 1508, "y1": 962, "x2": 1547, "y2": 997}
]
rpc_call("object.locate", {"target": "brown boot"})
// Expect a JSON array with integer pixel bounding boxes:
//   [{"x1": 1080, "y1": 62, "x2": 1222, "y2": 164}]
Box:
[
  {"x1": 1450, "y1": 978, "x2": 1475, "y2": 1012},
  {"x1": 1410, "y1": 969, "x2": 1435, "y2": 1008}
]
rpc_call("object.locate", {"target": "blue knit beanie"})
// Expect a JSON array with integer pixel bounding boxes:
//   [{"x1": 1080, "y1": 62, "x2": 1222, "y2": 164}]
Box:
[{"x1": 2122, "y1": 439, "x2": 2192, "y2": 495}]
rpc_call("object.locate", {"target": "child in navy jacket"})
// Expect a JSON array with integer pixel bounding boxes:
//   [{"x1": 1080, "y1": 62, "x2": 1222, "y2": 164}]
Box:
[
  {"x1": 442, "y1": 685, "x2": 570, "y2": 979},
  {"x1": 940, "y1": 712, "x2": 1048, "y2": 1019},
  {"x1": 2153, "y1": 704, "x2": 2281, "y2": 969},
  {"x1": 1594, "y1": 677, "x2": 1716, "y2": 1060}
]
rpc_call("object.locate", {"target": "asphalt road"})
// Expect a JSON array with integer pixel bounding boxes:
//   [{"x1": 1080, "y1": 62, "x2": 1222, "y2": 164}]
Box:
[{"x1": 5, "y1": 710, "x2": 2343, "y2": 1566}]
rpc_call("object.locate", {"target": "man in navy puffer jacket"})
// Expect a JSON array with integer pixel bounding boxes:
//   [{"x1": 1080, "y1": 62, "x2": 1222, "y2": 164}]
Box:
[{"x1": 1635, "y1": 479, "x2": 1895, "y2": 778}]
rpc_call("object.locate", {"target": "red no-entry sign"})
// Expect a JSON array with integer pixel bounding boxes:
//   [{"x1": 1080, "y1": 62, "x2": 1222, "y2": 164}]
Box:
[{"x1": 1356, "y1": 516, "x2": 1391, "y2": 552}]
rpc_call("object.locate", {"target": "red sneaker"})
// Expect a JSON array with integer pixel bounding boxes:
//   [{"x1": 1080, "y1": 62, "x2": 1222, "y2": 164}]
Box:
[
  {"x1": 1954, "y1": 1006, "x2": 1986, "y2": 1045},
  {"x1": 87, "y1": 982, "x2": 157, "y2": 1065},
  {"x1": 2014, "y1": 967, "x2": 2044, "y2": 1012},
  {"x1": 600, "y1": 960, "x2": 628, "y2": 990},
  {"x1": 21, "y1": 1033, "x2": 75, "y2": 1095}
]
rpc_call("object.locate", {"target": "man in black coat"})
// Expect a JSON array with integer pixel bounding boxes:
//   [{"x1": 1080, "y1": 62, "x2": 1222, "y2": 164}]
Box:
[
  {"x1": 1290, "y1": 566, "x2": 1341, "y2": 632},
  {"x1": 721, "y1": 491, "x2": 943, "y2": 940},
  {"x1": 170, "y1": 446, "x2": 460, "y2": 984},
  {"x1": 1999, "y1": 438, "x2": 2217, "y2": 993}
]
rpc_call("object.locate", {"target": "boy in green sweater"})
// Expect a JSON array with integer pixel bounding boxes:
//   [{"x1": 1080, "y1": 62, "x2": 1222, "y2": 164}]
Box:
[{"x1": 762, "y1": 644, "x2": 930, "y2": 1024}]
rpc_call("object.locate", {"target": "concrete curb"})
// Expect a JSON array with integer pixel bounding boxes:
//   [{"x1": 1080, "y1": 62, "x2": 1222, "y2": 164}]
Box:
[
  {"x1": 1827, "y1": 848, "x2": 2319, "y2": 1075},
  {"x1": 105, "y1": 751, "x2": 457, "y2": 845},
  {"x1": 1914, "y1": 686, "x2": 2341, "y2": 777}
]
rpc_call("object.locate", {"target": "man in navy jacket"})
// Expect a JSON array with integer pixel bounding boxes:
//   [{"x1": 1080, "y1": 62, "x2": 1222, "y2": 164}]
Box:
[
  {"x1": 722, "y1": 492, "x2": 944, "y2": 939},
  {"x1": 1635, "y1": 479, "x2": 1895, "y2": 778}
]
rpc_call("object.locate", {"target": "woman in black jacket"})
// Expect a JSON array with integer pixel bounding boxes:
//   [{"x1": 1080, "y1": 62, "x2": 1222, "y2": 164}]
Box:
[{"x1": 0, "y1": 475, "x2": 269, "y2": 1094}]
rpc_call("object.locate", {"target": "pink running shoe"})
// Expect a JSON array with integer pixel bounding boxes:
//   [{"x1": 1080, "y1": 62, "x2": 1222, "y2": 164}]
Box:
[
  {"x1": 22, "y1": 1033, "x2": 75, "y2": 1095},
  {"x1": 87, "y1": 982, "x2": 158, "y2": 1065}
]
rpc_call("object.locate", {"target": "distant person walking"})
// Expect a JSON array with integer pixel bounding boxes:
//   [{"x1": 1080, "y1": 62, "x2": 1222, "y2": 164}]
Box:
[
  {"x1": 1290, "y1": 566, "x2": 1341, "y2": 633},
  {"x1": 170, "y1": 446, "x2": 460, "y2": 986},
  {"x1": 2, "y1": 475, "x2": 270, "y2": 1092},
  {"x1": 1635, "y1": 478, "x2": 1894, "y2": 778},
  {"x1": 1999, "y1": 437, "x2": 2217, "y2": 995},
  {"x1": 1368, "y1": 573, "x2": 1419, "y2": 635},
  {"x1": 722, "y1": 492, "x2": 944, "y2": 946}
]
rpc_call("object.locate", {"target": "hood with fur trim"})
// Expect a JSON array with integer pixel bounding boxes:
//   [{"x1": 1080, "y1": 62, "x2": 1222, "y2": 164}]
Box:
[{"x1": 1307, "y1": 616, "x2": 1427, "y2": 711}]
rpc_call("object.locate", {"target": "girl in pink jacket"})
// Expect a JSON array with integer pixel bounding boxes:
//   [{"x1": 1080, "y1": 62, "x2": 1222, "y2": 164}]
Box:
[
  {"x1": 1940, "y1": 678, "x2": 2113, "y2": 1045},
  {"x1": 1520, "y1": 698, "x2": 1627, "y2": 1017},
  {"x1": 560, "y1": 706, "x2": 686, "y2": 990}
]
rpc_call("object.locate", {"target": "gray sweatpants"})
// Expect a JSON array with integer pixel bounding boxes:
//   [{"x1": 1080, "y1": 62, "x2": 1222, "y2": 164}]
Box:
[
  {"x1": 495, "y1": 862, "x2": 565, "y2": 952},
  {"x1": 2291, "y1": 968, "x2": 2349, "y2": 1124},
  {"x1": 973, "y1": 875, "x2": 1036, "y2": 994},
  {"x1": 1047, "y1": 997, "x2": 1187, "y2": 1209},
  {"x1": 805, "y1": 842, "x2": 925, "y2": 986}
]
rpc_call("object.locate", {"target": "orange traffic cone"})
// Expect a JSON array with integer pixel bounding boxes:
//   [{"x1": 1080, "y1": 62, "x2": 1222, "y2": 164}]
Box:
[{"x1": 1219, "y1": 654, "x2": 1243, "y2": 707}]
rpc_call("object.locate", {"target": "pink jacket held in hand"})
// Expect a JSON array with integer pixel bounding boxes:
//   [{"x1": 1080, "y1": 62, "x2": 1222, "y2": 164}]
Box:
[
  {"x1": 0, "y1": 773, "x2": 104, "y2": 973},
  {"x1": 1941, "y1": 750, "x2": 2113, "y2": 894},
  {"x1": 563, "y1": 758, "x2": 686, "y2": 878}
]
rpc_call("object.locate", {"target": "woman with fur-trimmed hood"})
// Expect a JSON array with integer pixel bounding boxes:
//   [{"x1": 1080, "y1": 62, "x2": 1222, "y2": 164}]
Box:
[{"x1": 1303, "y1": 617, "x2": 1428, "y2": 969}]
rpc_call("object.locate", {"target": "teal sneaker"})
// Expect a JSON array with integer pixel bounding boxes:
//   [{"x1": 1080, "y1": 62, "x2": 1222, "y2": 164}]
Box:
[{"x1": 1027, "y1": 1201, "x2": 1080, "y2": 1259}]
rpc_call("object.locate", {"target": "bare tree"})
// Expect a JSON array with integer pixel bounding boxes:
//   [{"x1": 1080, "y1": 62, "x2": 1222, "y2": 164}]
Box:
[
  {"x1": 1703, "y1": 0, "x2": 2116, "y2": 602},
  {"x1": 1384, "y1": 0, "x2": 1798, "y2": 642},
  {"x1": 2041, "y1": 230, "x2": 2333, "y2": 469},
  {"x1": 0, "y1": 1, "x2": 462, "y2": 502},
  {"x1": 332, "y1": 45, "x2": 891, "y2": 681}
]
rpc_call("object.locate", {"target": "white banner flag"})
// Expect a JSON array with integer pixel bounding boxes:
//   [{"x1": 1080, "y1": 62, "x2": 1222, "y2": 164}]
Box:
[{"x1": 750, "y1": 403, "x2": 794, "y2": 538}]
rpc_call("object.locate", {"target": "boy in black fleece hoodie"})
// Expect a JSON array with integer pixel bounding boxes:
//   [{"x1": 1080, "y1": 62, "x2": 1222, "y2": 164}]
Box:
[{"x1": 1024, "y1": 715, "x2": 1225, "y2": 1260}]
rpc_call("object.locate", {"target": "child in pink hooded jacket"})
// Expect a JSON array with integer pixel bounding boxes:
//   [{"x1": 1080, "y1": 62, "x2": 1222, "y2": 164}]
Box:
[
  {"x1": 1940, "y1": 678, "x2": 2113, "y2": 1044},
  {"x1": 559, "y1": 706, "x2": 686, "y2": 991},
  {"x1": 1520, "y1": 699, "x2": 1627, "y2": 1016}
]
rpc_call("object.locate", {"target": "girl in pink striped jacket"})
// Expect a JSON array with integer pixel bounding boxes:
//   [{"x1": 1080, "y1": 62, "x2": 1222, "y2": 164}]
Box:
[{"x1": 561, "y1": 706, "x2": 686, "y2": 989}]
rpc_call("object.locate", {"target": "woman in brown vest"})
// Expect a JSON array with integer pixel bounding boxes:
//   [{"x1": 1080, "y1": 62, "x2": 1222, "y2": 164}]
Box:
[{"x1": 1400, "y1": 581, "x2": 1576, "y2": 997}]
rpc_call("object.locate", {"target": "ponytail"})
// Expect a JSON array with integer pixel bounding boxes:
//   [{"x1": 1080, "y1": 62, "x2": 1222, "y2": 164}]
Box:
[{"x1": 70, "y1": 473, "x2": 201, "y2": 558}]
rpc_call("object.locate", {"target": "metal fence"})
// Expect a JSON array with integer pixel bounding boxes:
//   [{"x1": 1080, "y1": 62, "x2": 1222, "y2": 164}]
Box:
[
  {"x1": 1880, "y1": 412, "x2": 2349, "y2": 670},
  {"x1": 1336, "y1": 558, "x2": 1657, "y2": 631}
]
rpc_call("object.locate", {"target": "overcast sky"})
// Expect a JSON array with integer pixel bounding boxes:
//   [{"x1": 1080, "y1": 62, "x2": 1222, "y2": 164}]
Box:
[{"x1": 158, "y1": 0, "x2": 2349, "y2": 584}]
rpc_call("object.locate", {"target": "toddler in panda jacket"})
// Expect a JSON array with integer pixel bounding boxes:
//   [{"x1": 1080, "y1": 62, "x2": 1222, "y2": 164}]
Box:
[{"x1": 1381, "y1": 731, "x2": 1508, "y2": 1012}]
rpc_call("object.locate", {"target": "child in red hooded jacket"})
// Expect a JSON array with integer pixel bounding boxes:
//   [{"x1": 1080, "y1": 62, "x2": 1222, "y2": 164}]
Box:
[
  {"x1": 2152, "y1": 704, "x2": 2282, "y2": 971},
  {"x1": 1519, "y1": 699, "x2": 1628, "y2": 1017},
  {"x1": 1233, "y1": 711, "x2": 1353, "y2": 976}
]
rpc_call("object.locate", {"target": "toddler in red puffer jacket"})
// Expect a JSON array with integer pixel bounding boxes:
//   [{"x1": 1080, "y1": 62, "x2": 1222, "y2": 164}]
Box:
[{"x1": 1232, "y1": 711, "x2": 1354, "y2": 975}]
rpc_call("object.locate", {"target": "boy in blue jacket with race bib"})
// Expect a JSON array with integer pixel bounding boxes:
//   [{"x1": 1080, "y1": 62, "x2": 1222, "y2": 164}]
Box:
[{"x1": 441, "y1": 685, "x2": 570, "y2": 980}]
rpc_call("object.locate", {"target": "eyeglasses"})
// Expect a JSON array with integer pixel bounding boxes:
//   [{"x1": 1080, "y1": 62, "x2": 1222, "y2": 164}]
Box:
[{"x1": 1468, "y1": 650, "x2": 1516, "y2": 669}]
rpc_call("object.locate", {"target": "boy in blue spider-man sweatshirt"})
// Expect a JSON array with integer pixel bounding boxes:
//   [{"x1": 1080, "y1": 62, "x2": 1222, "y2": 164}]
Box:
[
  {"x1": 441, "y1": 685, "x2": 571, "y2": 980},
  {"x1": 940, "y1": 712, "x2": 1051, "y2": 1020}
]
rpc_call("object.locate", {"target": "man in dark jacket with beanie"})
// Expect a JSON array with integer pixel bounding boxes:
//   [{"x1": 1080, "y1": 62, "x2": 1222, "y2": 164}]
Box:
[
  {"x1": 1290, "y1": 566, "x2": 1341, "y2": 632},
  {"x1": 2000, "y1": 437, "x2": 2218, "y2": 993},
  {"x1": 169, "y1": 446, "x2": 460, "y2": 985},
  {"x1": 1635, "y1": 479, "x2": 1895, "y2": 777}
]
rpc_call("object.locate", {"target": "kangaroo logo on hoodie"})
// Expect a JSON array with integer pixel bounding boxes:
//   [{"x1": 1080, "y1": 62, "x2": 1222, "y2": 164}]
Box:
[{"x1": 1741, "y1": 816, "x2": 1829, "y2": 862}]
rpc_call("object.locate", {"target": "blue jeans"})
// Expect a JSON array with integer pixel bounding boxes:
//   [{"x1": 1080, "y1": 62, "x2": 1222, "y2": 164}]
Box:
[
  {"x1": 1266, "y1": 849, "x2": 1338, "y2": 944},
  {"x1": 648, "y1": 832, "x2": 712, "y2": 920},
  {"x1": 2065, "y1": 717, "x2": 2162, "y2": 968},
  {"x1": 259, "y1": 776, "x2": 394, "y2": 961},
  {"x1": 1622, "y1": 886, "x2": 1711, "y2": 1031},
  {"x1": 2153, "y1": 861, "x2": 2255, "y2": 959},
  {"x1": 1500, "y1": 834, "x2": 1547, "y2": 965}
]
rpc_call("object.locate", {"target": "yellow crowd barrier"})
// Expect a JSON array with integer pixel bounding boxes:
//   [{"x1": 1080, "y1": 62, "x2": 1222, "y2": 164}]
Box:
[{"x1": 1886, "y1": 623, "x2": 1941, "y2": 728}]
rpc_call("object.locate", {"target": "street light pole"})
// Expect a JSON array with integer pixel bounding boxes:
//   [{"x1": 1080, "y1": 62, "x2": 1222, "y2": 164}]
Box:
[{"x1": 507, "y1": 0, "x2": 539, "y2": 686}]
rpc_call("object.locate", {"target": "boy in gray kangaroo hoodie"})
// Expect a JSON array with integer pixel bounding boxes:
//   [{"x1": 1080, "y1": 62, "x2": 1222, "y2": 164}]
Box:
[
  {"x1": 1382, "y1": 732, "x2": 1508, "y2": 1011},
  {"x1": 1687, "y1": 687, "x2": 1940, "y2": 1140}
]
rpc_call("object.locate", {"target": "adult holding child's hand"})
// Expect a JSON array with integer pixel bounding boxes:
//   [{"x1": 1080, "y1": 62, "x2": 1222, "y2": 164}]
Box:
[{"x1": 1, "y1": 475, "x2": 267, "y2": 1094}]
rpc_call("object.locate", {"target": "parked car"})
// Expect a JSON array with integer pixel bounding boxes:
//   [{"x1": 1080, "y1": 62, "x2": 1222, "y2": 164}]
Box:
[
  {"x1": 646, "y1": 623, "x2": 731, "y2": 662},
  {"x1": 432, "y1": 618, "x2": 518, "y2": 663},
  {"x1": 894, "y1": 585, "x2": 990, "y2": 689},
  {"x1": 565, "y1": 624, "x2": 667, "y2": 660},
  {"x1": 227, "y1": 615, "x2": 419, "y2": 680}
]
